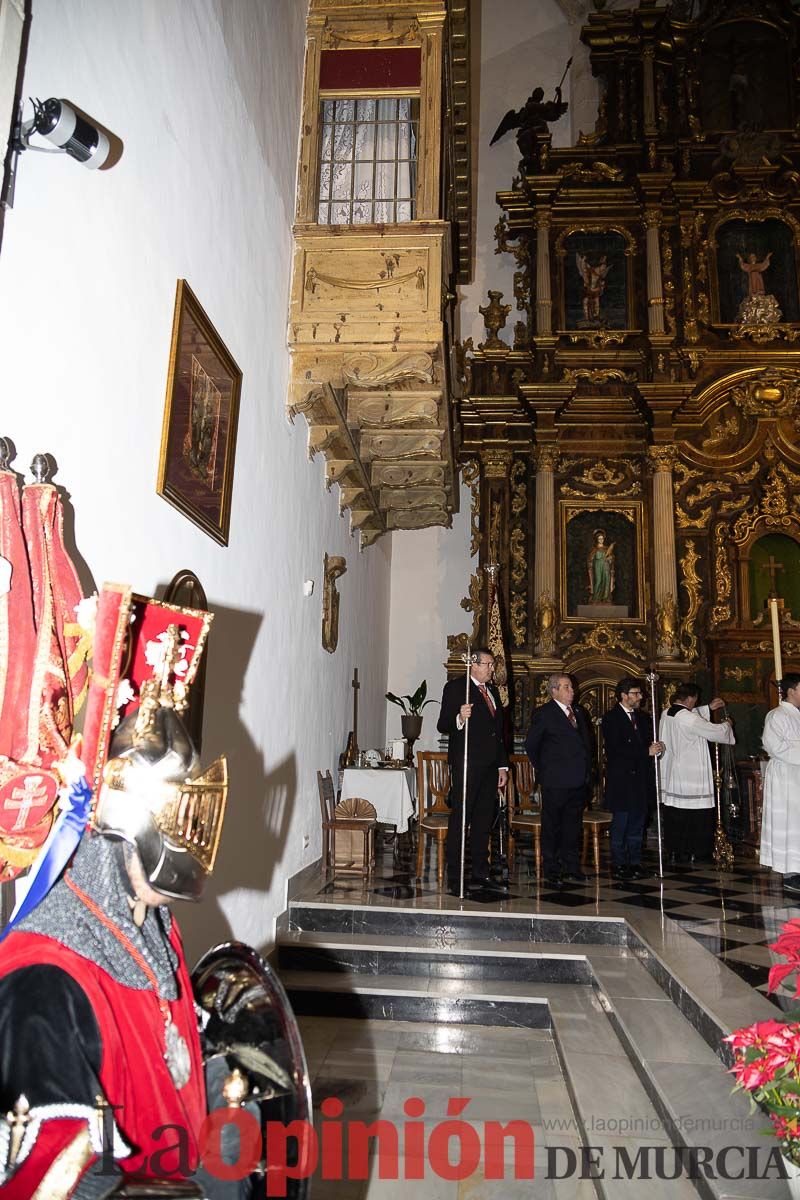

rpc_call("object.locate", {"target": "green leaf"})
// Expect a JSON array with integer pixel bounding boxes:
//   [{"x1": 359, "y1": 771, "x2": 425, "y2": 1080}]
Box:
[{"x1": 385, "y1": 692, "x2": 409, "y2": 714}]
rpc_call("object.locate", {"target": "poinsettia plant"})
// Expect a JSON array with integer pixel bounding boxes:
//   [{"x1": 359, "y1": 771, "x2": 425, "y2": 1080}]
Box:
[
  {"x1": 726, "y1": 919, "x2": 800, "y2": 1165},
  {"x1": 385, "y1": 680, "x2": 438, "y2": 717}
]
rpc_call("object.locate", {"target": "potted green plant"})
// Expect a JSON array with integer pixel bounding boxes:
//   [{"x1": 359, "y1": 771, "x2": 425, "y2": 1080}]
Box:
[{"x1": 386, "y1": 681, "x2": 438, "y2": 758}]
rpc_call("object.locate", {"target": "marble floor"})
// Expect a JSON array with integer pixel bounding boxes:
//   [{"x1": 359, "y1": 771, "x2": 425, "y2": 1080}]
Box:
[
  {"x1": 281, "y1": 835, "x2": 800, "y2": 1199},
  {"x1": 306, "y1": 832, "x2": 800, "y2": 1011}
]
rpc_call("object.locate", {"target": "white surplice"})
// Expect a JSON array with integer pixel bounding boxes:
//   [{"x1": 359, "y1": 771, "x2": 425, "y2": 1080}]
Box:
[
  {"x1": 658, "y1": 704, "x2": 736, "y2": 809},
  {"x1": 760, "y1": 701, "x2": 800, "y2": 874}
]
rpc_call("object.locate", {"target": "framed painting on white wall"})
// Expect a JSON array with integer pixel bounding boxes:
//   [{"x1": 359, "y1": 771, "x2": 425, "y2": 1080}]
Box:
[{"x1": 157, "y1": 280, "x2": 242, "y2": 545}]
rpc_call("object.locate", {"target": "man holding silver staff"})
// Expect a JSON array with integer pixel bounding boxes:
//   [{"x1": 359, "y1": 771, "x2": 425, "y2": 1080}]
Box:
[
  {"x1": 438, "y1": 647, "x2": 509, "y2": 895},
  {"x1": 658, "y1": 683, "x2": 735, "y2": 867},
  {"x1": 760, "y1": 672, "x2": 800, "y2": 895}
]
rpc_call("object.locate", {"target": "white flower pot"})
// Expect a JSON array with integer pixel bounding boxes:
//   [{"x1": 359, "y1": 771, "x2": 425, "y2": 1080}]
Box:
[{"x1": 783, "y1": 1154, "x2": 800, "y2": 1200}]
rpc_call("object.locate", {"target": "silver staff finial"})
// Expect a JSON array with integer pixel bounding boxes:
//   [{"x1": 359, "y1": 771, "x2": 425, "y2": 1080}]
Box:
[{"x1": 30, "y1": 454, "x2": 52, "y2": 483}]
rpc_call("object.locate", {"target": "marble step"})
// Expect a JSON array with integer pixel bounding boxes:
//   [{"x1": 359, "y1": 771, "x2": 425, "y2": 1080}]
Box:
[
  {"x1": 288, "y1": 900, "x2": 625, "y2": 946},
  {"x1": 278, "y1": 933, "x2": 593, "y2": 983},
  {"x1": 280, "y1": 968, "x2": 552, "y2": 1028},
  {"x1": 550, "y1": 976, "x2": 793, "y2": 1200}
]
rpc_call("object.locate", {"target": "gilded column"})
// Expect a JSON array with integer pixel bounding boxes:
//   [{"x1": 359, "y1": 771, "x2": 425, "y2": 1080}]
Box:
[
  {"x1": 535, "y1": 212, "x2": 552, "y2": 337},
  {"x1": 645, "y1": 211, "x2": 665, "y2": 336},
  {"x1": 648, "y1": 445, "x2": 679, "y2": 660},
  {"x1": 533, "y1": 446, "x2": 559, "y2": 658}
]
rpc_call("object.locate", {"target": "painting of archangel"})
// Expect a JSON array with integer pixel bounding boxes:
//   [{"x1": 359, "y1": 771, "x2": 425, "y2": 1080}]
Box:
[{"x1": 562, "y1": 231, "x2": 628, "y2": 330}]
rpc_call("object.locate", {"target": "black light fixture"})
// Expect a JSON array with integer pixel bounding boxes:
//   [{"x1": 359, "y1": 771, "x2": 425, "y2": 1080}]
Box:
[{"x1": 3, "y1": 96, "x2": 119, "y2": 209}]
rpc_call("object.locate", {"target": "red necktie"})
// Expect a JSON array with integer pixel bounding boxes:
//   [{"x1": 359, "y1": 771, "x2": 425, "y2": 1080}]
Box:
[
  {"x1": 566, "y1": 706, "x2": 577, "y2": 729},
  {"x1": 479, "y1": 684, "x2": 496, "y2": 716}
]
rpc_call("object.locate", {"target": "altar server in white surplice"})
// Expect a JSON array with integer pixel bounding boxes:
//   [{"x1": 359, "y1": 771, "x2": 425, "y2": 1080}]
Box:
[
  {"x1": 658, "y1": 682, "x2": 735, "y2": 867},
  {"x1": 761, "y1": 673, "x2": 800, "y2": 895}
]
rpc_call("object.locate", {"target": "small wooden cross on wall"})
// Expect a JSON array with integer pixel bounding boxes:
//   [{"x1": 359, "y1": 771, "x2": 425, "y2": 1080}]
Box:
[{"x1": 761, "y1": 555, "x2": 785, "y2": 599}]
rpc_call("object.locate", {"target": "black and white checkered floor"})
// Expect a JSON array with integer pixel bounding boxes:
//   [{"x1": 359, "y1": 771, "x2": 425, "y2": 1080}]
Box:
[{"x1": 315, "y1": 834, "x2": 800, "y2": 1011}]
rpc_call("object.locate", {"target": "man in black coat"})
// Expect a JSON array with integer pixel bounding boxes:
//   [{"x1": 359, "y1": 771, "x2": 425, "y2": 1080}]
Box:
[
  {"x1": 438, "y1": 647, "x2": 509, "y2": 893},
  {"x1": 601, "y1": 676, "x2": 664, "y2": 880},
  {"x1": 525, "y1": 674, "x2": 592, "y2": 884}
]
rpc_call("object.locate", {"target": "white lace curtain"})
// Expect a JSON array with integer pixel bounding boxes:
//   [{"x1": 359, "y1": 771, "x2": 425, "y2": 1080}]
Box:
[{"x1": 318, "y1": 97, "x2": 418, "y2": 225}]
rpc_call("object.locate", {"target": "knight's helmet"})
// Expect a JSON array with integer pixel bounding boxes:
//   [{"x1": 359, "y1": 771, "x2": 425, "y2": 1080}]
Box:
[{"x1": 81, "y1": 584, "x2": 228, "y2": 901}]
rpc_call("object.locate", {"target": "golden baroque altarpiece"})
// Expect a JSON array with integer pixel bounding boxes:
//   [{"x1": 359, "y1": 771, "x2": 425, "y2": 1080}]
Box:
[
  {"x1": 288, "y1": 0, "x2": 800, "y2": 750},
  {"x1": 449, "y1": 0, "x2": 800, "y2": 748}
]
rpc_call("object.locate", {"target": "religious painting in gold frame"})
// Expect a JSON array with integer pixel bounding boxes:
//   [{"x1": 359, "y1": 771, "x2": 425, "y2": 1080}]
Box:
[
  {"x1": 559, "y1": 500, "x2": 645, "y2": 623},
  {"x1": 157, "y1": 280, "x2": 242, "y2": 546},
  {"x1": 555, "y1": 226, "x2": 636, "y2": 332}
]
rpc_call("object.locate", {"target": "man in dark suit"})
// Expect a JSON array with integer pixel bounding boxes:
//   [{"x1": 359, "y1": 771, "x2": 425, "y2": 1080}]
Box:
[
  {"x1": 601, "y1": 677, "x2": 664, "y2": 881},
  {"x1": 438, "y1": 647, "x2": 509, "y2": 893},
  {"x1": 525, "y1": 674, "x2": 592, "y2": 884}
]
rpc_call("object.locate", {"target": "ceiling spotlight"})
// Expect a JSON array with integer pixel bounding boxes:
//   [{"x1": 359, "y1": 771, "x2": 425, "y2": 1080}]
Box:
[{"x1": 26, "y1": 98, "x2": 111, "y2": 169}]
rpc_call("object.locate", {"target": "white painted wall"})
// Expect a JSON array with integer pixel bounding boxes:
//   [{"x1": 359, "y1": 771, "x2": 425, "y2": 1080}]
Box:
[
  {"x1": 0, "y1": 0, "x2": 393, "y2": 963},
  {"x1": 384, "y1": 480, "x2": 474, "y2": 755}
]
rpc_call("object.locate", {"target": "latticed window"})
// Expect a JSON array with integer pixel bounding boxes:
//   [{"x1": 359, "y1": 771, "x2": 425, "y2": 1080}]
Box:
[{"x1": 318, "y1": 97, "x2": 419, "y2": 225}]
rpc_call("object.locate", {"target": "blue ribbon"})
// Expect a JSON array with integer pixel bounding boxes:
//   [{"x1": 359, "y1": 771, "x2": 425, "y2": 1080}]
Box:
[{"x1": 0, "y1": 775, "x2": 93, "y2": 942}]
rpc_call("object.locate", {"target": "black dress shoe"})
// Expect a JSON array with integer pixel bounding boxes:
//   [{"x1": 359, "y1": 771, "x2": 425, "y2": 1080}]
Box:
[
  {"x1": 470, "y1": 876, "x2": 510, "y2": 894},
  {"x1": 628, "y1": 865, "x2": 650, "y2": 880},
  {"x1": 561, "y1": 871, "x2": 590, "y2": 883},
  {"x1": 611, "y1": 866, "x2": 630, "y2": 881},
  {"x1": 543, "y1": 871, "x2": 562, "y2": 886}
]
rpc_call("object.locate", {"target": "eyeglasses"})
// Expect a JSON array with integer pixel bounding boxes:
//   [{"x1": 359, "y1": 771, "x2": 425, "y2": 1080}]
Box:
[{"x1": 474, "y1": 659, "x2": 494, "y2": 667}]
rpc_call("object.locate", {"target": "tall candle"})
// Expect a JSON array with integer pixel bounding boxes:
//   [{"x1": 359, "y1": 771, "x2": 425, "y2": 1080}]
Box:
[{"x1": 770, "y1": 597, "x2": 783, "y2": 701}]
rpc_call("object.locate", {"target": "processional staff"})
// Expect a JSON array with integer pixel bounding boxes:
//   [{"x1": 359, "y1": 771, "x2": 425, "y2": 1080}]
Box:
[
  {"x1": 459, "y1": 644, "x2": 474, "y2": 900},
  {"x1": 645, "y1": 668, "x2": 665, "y2": 880}
]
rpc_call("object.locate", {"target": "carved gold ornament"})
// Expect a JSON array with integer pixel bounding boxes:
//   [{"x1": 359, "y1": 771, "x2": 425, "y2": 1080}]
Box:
[
  {"x1": 731, "y1": 464, "x2": 799, "y2": 545},
  {"x1": 462, "y1": 459, "x2": 481, "y2": 556},
  {"x1": 731, "y1": 368, "x2": 800, "y2": 418},
  {"x1": 478, "y1": 291, "x2": 512, "y2": 349},
  {"x1": 534, "y1": 446, "x2": 560, "y2": 472},
  {"x1": 646, "y1": 445, "x2": 678, "y2": 473},
  {"x1": 701, "y1": 410, "x2": 740, "y2": 451},
  {"x1": 722, "y1": 666, "x2": 750, "y2": 683},
  {"x1": 567, "y1": 623, "x2": 646, "y2": 661},
  {"x1": 562, "y1": 367, "x2": 637, "y2": 385},
  {"x1": 655, "y1": 593, "x2": 680, "y2": 660},
  {"x1": 676, "y1": 505, "x2": 712, "y2": 530},
  {"x1": 679, "y1": 540, "x2": 701, "y2": 663},
  {"x1": 567, "y1": 329, "x2": 627, "y2": 348},
  {"x1": 510, "y1": 593, "x2": 527, "y2": 648},
  {"x1": 510, "y1": 527, "x2": 527, "y2": 587},
  {"x1": 560, "y1": 458, "x2": 641, "y2": 499},
  {"x1": 556, "y1": 160, "x2": 623, "y2": 183},
  {"x1": 533, "y1": 591, "x2": 557, "y2": 655},
  {"x1": 711, "y1": 526, "x2": 732, "y2": 626},
  {"x1": 511, "y1": 460, "x2": 527, "y2": 517},
  {"x1": 482, "y1": 449, "x2": 512, "y2": 479},
  {"x1": 305, "y1": 265, "x2": 426, "y2": 295}
]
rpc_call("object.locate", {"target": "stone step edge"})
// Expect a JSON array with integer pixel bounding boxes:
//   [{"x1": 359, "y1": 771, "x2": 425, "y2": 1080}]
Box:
[
  {"x1": 279, "y1": 970, "x2": 551, "y2": 1005},
  {"x1": 278, "y1": 934, "x2": 593, "y2": 961},
  {"x1": 288, "y1": 899, "x2": 624, "y2": 927}
]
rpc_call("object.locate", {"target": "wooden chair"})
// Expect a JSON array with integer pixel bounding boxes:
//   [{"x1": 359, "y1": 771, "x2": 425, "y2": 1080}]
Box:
[
  {"x1": 415, "y1": 751, "x2": 451, "y2": 889},
  {"x1": 508, "y1": 753, "x2": 542, "y2": 873},
  {"x1": 316, "y1": 770, "x2": 377, "y2": 878},
  {"x1": 582, "y1": 807, "x2": 612, "y2": 873}
]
